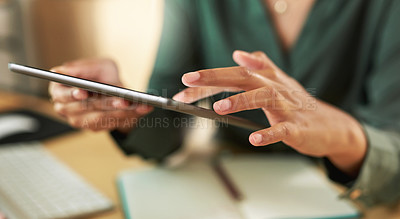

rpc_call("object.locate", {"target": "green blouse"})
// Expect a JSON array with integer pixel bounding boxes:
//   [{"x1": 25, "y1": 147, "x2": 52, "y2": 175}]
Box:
[{"x1": 112, "y1": 0, "x2": 400, "y2": 207}]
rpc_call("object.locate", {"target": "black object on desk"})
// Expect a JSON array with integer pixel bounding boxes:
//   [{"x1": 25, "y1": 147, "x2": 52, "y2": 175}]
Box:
[{"x1": 0, "y1": 109, "x2": 75, "y2": 145}]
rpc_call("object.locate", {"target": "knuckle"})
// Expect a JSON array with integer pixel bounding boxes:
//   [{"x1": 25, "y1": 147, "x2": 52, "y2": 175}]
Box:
[
  {"x1": 259, "y1": 87, "x2": 276, "y2": 99},
  {"x1": 238, "y1": 67, "x2": 253, "y2": 78},
  {"x1": 265, "y1": 68, "x2": 278, "y2": 79},
  {"x1": 235, "y1": 94, "x2": 250, "y2": 109},
  {"x1": 282, "y1": 122, "x2": 297, "y2": 140},
  {"x1": 253, "y1": 88, "x2": 271, "y2": 106},
  {"x1": 53, "y1": 103, "x2": 66, "y2": 114},
  {"x1": 270, "y1": 88, "x2": 281, "y2": 99},
  {"x1": 281, "y1": 123, "x2": 291, "y2": 138}
]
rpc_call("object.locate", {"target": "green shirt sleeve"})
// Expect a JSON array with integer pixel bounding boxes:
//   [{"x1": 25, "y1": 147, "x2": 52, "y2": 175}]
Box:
[
  {"x1": 338, "y1": 0, "x2": 400, "y2": 206},
  {"x1": 111, "y1": 0, "x2": 200, "y2": 161}
]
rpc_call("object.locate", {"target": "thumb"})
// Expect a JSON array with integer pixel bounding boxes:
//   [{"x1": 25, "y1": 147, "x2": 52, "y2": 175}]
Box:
[
  {"x1": 50, "y1": 65, "x2": 85, "y2": 78},
  {"x1": 233, "y1": 50, "x2": 277, "y2": 70}
]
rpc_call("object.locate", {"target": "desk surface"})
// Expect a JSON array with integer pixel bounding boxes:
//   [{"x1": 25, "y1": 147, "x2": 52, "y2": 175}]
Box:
[
  {"x1": 0, "y1": 90, "x2": 399, "y2": 219},
  {"x1": 0, "y1": 90, "x2": 150, "y2": 219}
]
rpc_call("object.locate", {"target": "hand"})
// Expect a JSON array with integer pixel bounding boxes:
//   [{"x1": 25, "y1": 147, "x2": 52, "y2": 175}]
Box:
[
  {"x1": 173, "y1": 50, "x2": 367, "y2": 176},
  {"x1": 49, "y1": 58, "x2": 153, "y2": 133}
]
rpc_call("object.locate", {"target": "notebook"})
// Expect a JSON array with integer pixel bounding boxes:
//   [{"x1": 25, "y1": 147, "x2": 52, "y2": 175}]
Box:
[{"x1": 117, "y1": 154, "x2": 359, "y2": 219}]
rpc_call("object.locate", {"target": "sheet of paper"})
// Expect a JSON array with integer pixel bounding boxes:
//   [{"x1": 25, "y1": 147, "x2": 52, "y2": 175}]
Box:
[{"x1": 220, "y1": 155, "x2": 359, "y2": 219}]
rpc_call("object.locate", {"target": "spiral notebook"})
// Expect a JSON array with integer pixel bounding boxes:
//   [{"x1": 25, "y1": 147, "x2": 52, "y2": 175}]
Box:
[{"x1": 117, "y1": 155, "x2": 359, "y2": 219}]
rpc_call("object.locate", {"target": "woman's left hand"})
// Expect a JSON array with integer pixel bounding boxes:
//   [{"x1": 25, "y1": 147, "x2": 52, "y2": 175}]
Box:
[{"x1": 173, "y1": 50, "x2": 367, "y2": 176}]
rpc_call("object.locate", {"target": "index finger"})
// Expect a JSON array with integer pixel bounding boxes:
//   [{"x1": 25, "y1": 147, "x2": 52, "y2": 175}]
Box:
[{"x1": 182, "y1": 66, "x2": 268, "y2": 90}]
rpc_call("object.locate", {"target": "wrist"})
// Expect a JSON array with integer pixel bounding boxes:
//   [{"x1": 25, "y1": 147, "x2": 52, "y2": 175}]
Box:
[{"x1": 326, "y1": 116, "x2": 367, "y2": 177}]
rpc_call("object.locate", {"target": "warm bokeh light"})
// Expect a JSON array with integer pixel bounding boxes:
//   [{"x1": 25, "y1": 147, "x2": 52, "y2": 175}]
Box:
[{"x1": 0, "y1": 0, "x2": 163, "y2": 95}]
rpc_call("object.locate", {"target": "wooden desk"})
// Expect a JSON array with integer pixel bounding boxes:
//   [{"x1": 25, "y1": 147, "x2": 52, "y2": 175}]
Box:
[
  {"x1": 0, "y1": 90, "x2": 150, "y2": 219},
  {"x1": 0, "y1": 90, "x2": 399, "y2": 219}
]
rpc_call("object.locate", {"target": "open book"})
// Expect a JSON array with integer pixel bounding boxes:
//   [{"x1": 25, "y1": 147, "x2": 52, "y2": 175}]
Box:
[{"x1": 117, "y1": 155, "x2": 359, "y2": 219}]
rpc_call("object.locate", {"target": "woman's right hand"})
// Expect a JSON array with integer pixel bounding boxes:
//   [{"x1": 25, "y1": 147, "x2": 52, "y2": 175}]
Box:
[{"x1": 48, "y1": 58, "x2": 153, "y2": 133}]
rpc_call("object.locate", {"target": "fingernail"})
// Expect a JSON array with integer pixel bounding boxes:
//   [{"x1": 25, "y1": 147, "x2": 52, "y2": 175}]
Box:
[
  {"x1": 236, "y1": 50, "x2": 259, "y2": 60},
  {"x1": 72, "y1": 89, "x2": 80, "y2": 99},
  {"x1": 183, "y1": 72, "x2": 200, "y2": 83},
  {"x1": 50, "y1": 66, "x2": 66, "y2": 72},
  {"x1": 72, "y1": 89, "x2": 87, "y2": 99},
  {"x1": 136, "y1": 105, "x2": 151, "y2": 114},
  {"x1": 236, "y1": 50, "x2": 249, "y2": 56},
  {"x1": 251, "y1": 134, "x2": 263, "y2": 144},
  {"x1": 112, "y1": 99, "x2": 124, "y2": 108},
  {"x1": 215, "y1": 99, "x2": 231, "y2": 112},
  {"x1": 172, "y1": 92, "x2": 185, "y2": 101}
]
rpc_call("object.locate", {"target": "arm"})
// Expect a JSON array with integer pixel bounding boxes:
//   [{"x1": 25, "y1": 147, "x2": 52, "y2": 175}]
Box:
[
  {"x1": 174, "y1": 45, "x2": 400, "y2": 206},
  {"x1": 111, "y1": 0, "x2": 202, "y2": 161},
  {"x1": 174, "y1": 50, "x2": 367, "y2": 170},
  {"x1": 329, "y1": 0, "x2": 400, "y2": 206},
  {"x1": 49, "y1": 0, "x2": 200, "y2": 162}
]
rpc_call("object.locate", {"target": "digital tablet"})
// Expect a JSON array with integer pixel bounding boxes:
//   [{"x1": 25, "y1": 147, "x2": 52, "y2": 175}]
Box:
[{"x1": 8, "y1": 63, "x2": 264, "y2": 130}]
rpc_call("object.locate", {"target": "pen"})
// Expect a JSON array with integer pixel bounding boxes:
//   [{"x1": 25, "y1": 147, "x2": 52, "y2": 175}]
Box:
[{"x1": 211, "y1": 159, "x2": 243, "y2": 201}]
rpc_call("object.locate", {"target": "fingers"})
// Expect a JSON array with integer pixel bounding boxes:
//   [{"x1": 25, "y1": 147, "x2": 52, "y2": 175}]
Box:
[
  {"x1": 49, "y1": 82, "x2": 89, "y2": 103},
  {"x1": 249, "y1": 122, "x2": 295, "y2": 146},
  {"x1": 50, "y1": 58, "x2": 120, "y2": 84},
  {"x1": 67, "y1": 110, "x2": 139, "y2": 131},
  {"x1": 66, "y1": 105, "x2": 153, "y2": 131},
  {"x1": 50, "y1": 65, "x2": 86, "y2": 78},
  {"x1": 48, "y1": 64, "x2": 91, "y2": 103},
  {"x1": 53, "y1": 96, "x2": 152, "y2": 117},
  {"x1": 212, "y1": 86, "x2": 288, "y2": 115},
  {"x1": 233, "y1": 50, "x2": 278, "y2": 70},
  {"x1": 233, "y1": 50, "x2": 288, "y2": 81},
  {"x1": 53, "y1": 97, "x2": 130, "y2": 115},
  {"x1": 172, "y1": 87, "x2": 241, "y2": 103},
  {"x1": 52, "y1": 92, "x2": 153, "y2": 132},
  {"x1": 48, "y1": 58, "x2": 140, "y2": 132},
  {"x1": 50, "y1": 59, "x2": 108, "y2": 79},
  {"x1": 182, "y1": 66, "x2": 268, "y2": 90}
]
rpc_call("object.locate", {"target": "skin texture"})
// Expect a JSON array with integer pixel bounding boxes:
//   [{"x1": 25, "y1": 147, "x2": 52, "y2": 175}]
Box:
[
  {"x1": 48, "y1": 59, "x2": 153, "y2": 134},
  {"x1": 173, "y1": 50, "x2": 367, "y2": 177}
]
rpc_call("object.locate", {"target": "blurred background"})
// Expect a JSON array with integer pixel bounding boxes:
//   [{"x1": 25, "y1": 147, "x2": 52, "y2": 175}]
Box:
[{"x1": 0, "y1": 0, "x2": 163, "y2": 96}]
